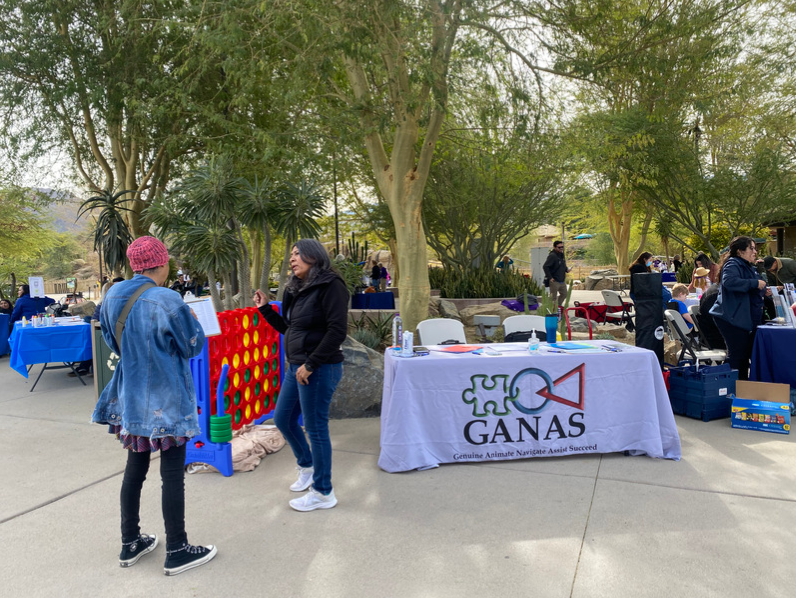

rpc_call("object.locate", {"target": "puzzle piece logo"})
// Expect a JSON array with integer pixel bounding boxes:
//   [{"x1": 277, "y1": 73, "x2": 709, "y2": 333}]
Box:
[
  {"x1": 462, "y1": 374, "x2": 518, "y2": 417},
  {"x1": 462, "y1": 364, "x2": 586, "y2": 418}
]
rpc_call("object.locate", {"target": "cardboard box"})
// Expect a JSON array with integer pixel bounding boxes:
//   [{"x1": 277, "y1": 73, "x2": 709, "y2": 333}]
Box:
[{"x1": 731, "y1": 381, "x2": 791, "y2": 435}]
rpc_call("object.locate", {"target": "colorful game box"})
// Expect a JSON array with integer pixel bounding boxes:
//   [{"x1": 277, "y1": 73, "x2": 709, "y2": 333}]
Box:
[{"x1": 731, "y1": 381, "x2": 791, "y2": 435}]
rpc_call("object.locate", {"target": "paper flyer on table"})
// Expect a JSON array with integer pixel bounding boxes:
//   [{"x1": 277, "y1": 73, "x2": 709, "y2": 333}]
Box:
[{"x1": 184, "y1": 297, "x2": 221, "y2": 336}]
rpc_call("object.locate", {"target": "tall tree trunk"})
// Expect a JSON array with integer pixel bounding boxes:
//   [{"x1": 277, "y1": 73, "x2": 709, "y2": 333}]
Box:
[
  {"x1": 208, "y1": 269, "x2": 223, "y2": 312},
  {"x1": 250, "y1": 228, "x2": 261, "y2": 293},
  {"x1": 260, "y1": 224, "x2": 272, "y2": 293},
  {"x1": 607, "y1": 183, "x2": 635, "y2": 273},
  {"x1": 387, "y1": 237, "x2": 399, "y2": 288},
  {"x1": 276, "y1": 232, "x2": 293, "y2": 302},
  {"x1": 233, "y1": 220, "x2": 252, "y2": 307},
  {"x1": 222, "y1": 271, "x2": 234, "y2": 310}
]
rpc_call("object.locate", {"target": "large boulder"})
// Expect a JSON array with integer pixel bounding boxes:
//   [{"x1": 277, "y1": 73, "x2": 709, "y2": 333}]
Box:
[
  {"x1": 68, "y1": 300, "x2": 96, "y2": 317},
  {"x1": 332, "y1": 336, "x2": 385, "y2": 419},
  {"x1": 437, "y1": 298, "x2": 461, "y2": 321},
  {"x1": 569, "y1": 317, "x2": 601, "y2": 333},
  {"x1": 458, "y1": 302, "x2": 517, "y2": 326},
  {"x1": 596, "y1": 323, "x2": 628, "y2": 339}
]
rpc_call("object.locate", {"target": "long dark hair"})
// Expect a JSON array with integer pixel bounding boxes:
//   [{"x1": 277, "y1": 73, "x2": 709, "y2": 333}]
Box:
[
  {"x1": 694, "y1": 252, "x2": 714, "y2": 270},
  {"x1": 285, "y1": 239, "x2": 333, "y2": 294},
  {"x1": 719, "y1": 236, "x2": 756, "y2": 280},
  {"x1": 20, "y1": 284, "x2": 30, "y2": 296},
  {"x1": 629, "y1": 252, "x2": 653, "y2": 274}
]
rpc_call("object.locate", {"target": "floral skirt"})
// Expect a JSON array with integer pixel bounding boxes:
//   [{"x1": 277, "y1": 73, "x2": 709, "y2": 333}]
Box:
[{"x1": 108, "y1": 425, "x2": 189, "y2": 453}]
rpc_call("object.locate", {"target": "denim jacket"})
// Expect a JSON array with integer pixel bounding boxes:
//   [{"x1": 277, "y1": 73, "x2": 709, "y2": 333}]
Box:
[{"x1": 91, "y1": 274, "x2": 206, "y2": 439}]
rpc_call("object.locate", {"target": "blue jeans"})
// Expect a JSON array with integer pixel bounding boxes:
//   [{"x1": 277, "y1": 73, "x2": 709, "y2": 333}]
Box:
[{"x1": 275, "y1": 362, "x2": 343, "y2": 495}]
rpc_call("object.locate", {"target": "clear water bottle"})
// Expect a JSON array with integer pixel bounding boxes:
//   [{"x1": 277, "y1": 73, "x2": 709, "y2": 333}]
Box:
[
  {"x1": 392, "y1": 313, "x2": 403, "y2": 348},
  {"x1": 528, "y1": 329, "x2": 540, "y2": 352}
]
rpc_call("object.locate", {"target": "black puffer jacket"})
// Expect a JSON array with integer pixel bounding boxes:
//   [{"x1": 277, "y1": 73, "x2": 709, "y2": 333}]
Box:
[{"x1": 258, "y1": 269, "x2": 349, "y2": 369}]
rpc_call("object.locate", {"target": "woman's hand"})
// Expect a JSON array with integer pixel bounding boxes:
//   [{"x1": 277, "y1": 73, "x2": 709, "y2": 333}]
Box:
[
  {"x1": 253, "y1": 289, "x2": 269, "y2": 308},
  {"x1": 296, "y1": 364, "x2": 313, "y2": 385}
]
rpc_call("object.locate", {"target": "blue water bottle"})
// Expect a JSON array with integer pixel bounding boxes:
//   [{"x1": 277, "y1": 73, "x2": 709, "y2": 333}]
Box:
[{"x1": 544, "y1": 313, "x2": 558, "y2": 343}]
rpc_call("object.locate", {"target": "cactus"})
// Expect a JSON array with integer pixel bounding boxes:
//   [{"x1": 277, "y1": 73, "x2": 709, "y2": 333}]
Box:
[{"x1": 347, "y1": 233, "x2": 369, "y2": 263}]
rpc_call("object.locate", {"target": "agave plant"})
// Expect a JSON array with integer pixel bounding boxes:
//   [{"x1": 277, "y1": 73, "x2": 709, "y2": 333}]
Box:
[{"x1": 77, "y1": 189, "x2": 136, "y2": 275}]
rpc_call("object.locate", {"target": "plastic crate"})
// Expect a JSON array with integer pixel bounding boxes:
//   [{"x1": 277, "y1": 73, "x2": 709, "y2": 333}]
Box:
[
  {"x1": 670, "y1": 393, "x2": 733, "y2": 422},
  {"x1": 666, "y1": 363, "x2": 738, "y2": 422}
]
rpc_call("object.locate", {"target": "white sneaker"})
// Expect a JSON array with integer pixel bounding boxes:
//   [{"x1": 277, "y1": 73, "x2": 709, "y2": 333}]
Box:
[
  {"x1": 290, "y1": 466, "x2": 314, "y2": 492},
  {"x1": 289, "y1": 488, "x2": 337, "y2": 512}
]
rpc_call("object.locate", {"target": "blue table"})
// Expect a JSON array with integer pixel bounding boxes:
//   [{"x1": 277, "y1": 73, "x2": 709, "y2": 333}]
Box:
[
  {"x1": 351, "y1": 292, "x2": 395, "y2": 310},
  {"x1": 0, "y1": 314, "x2": 9, "y2": 356},
  {"x1": 750, "y1": 326, "x2": 796, "y2": 387},
  {"x1": 8, "y1": 322, "x2": 92, "y2": 391}
]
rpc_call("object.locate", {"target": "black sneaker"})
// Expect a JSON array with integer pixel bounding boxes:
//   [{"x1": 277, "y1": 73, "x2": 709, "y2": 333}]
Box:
[
  {"x1": 119, "y1": 533, "x2": 158, "y2": 567},
  {"x1": 163, "y1": 542, "x2": 217, "y2": 576}
]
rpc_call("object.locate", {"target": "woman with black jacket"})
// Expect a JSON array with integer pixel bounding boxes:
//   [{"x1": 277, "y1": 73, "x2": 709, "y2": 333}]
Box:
[
  {"x1": 709, "y1": 236, "x2": 767, "y2": 380},
  {"x1": 628, "y1": 252, "x2": 653, "y2": 300},
  {"x1": 253, "y1": 239, "x2": 349, "y2": 512}
]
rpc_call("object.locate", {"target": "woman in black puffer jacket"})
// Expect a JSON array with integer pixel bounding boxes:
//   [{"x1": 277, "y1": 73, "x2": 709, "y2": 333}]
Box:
[{"x1": 254, "y1": 239, "x2": 349, "y2": 512}]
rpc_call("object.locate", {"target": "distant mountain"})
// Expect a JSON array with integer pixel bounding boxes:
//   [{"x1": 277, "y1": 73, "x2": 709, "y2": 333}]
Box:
[{"x1": 34, "y1": 188, "x2": 89, "y2": 237}]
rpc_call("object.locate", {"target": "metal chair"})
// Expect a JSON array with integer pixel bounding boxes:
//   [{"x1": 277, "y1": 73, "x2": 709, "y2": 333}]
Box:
[
  {"x1": 664, "y1": 309, "x2": 726, "y2": 365},
  {"x1": 601, "y1": 290, "x2": 635, "y2": 329},
  {"x1": 415, "y1": 318, "x2": 467, "y2": 346}
]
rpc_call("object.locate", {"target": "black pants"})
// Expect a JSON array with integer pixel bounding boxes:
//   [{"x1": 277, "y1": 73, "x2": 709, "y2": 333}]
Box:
[
  {"x1": 120, "y1": 444, "x2": 187, "y2": 548},
  {"x1": 714, "y1": 318, "x2": 756, "y2": 381}
]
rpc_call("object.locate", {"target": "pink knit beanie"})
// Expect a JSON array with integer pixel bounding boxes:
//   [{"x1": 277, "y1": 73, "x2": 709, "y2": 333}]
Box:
[{"x1": 127, "y1": 236, "x2": 169, "y2": 272}]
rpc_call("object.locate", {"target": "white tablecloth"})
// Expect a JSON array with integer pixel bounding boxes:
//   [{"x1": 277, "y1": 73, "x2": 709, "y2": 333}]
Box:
[{"x1": 379, "y1": 342, "x2": 681, "y2": 472}]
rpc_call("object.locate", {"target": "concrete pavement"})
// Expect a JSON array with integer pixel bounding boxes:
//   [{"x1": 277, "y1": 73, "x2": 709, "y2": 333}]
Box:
[{"x1": 2, "y1": 351, "x2": 796, "y2": 598}]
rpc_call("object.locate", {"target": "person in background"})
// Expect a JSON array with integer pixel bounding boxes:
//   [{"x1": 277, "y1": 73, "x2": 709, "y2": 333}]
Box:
[
  {"x1": 628, "y1": 251, "x2": 653, "y2": 301},
  {"x1": 9, "y1": 284, "x2": 56, "y2": 326},
  {"x1": 92, "y1": 236, "x2": 216, "y2": 575},
  {"x1": 672, "y1": 254, "x2": 682, "y2": 272},
  {"x1": 688, "y1": 253, "x2": 719, "y2": 292},
  {"x1": 0, "y1": 299, "x2": 12, "y2": 315},
  {"x1": 496, "y1": 255, "x2": 514, "y2": 273},
  {"x1": 670, "y1": 283, "x2": 694, "y2": 329},
  {"x1": 370, "y1": 260, "x2": 380, "y2": 289},
  {"x1": 171, "y1": 271, "x2": 186, "y2": 297},
  {"x1": 688, "y1": 267, "x2": 711, "y2": 294},
  {"x1": 543, "y1": 242, "x2": 569, "y2": 306},
  {"x1": 378, "y1": 263, "x2": 389, "y2": 292},
  {"x1": 697, "y1": 283, "x2": 726, "y2": 350},
  {"x1": 253, "y1": 239, "x2": 348, "y2": 512},
  {"x1": 762, "y1": 256, "x2": 796, "y2": 288},
  {"x1": 709, "y1": 236, "x2": 767, "y2": 380}
]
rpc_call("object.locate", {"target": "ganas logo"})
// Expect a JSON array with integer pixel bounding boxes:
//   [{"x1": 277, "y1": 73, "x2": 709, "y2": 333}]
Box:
[{"x1": 461, "y1": 364, "x2": 586, "y2": 445}]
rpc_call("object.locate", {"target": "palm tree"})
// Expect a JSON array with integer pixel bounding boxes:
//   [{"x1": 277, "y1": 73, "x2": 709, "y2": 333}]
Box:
[
  {"x1": 77, "y1": 189, "x2": 135, "y2": 276},
  {"x1": 145, "y1": 186, "x2": 241, "y2": 311},
  {"x1": 171, "y1": 156, "x2": 252, "y2": 307},
  {"x1": 273, "y1": 179, "x2": 326, "y2": 300},
  {"x1": 239, "y1": 175, "x2": 277, "y2": 292}
]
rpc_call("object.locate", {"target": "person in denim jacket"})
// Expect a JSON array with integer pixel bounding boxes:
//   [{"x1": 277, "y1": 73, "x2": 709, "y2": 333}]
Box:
[
  {"x1": 254, "y1": 238, "x2": 349, "y2": 512},
  {"x1": 92, "y1": 236, "x2": 217, "y2": 576}
]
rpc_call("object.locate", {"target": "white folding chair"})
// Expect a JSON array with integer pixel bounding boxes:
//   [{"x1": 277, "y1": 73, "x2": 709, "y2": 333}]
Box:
[
  {"x1": 664, "y1": 309, "x2": 726, "y2": 365},
  {"x1": 601, "y1": 289, "x2": 635, "y2": 328},
  {"x1": 503, "y1": 315, "x2": 546, "y2": 336},
  {"x1": 415, "y1": 318, "x2": 467, "y2": 346}
]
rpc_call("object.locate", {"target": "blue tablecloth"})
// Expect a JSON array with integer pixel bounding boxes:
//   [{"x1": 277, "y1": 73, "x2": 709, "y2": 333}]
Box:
[
  {"x1": 0, "y1": 314, "x2": 9, "y2": 356},
  {"x1": 661, "y1": 273, "x2": 677, "y2": 283},
  {"x1": 8, "y1": 322, "x2": 92, "y2": 378},
  {"x1": 351, "y1": 292, "x2": 395, "y2": 310},
  {"x1": 750, "y1": 326, "x2": 796, "y2": 387}
]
